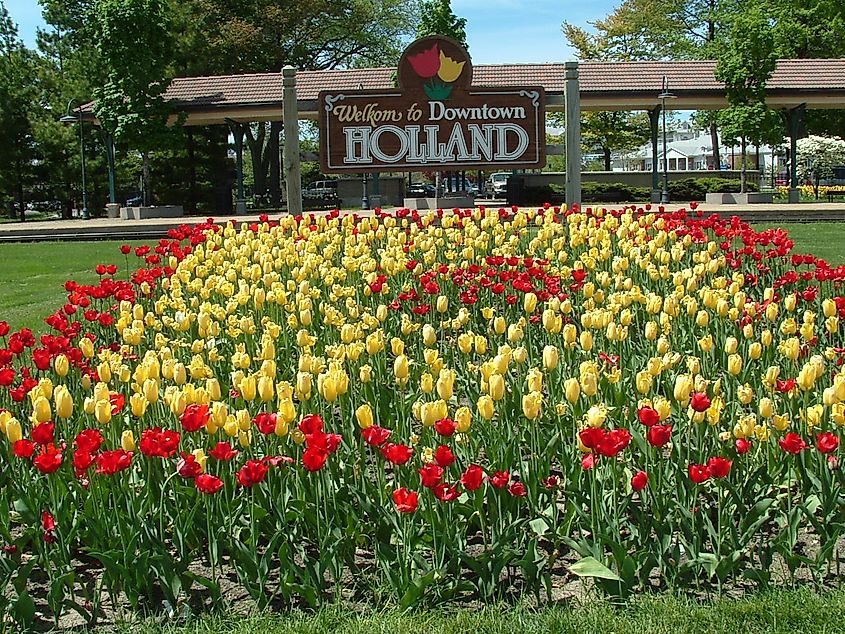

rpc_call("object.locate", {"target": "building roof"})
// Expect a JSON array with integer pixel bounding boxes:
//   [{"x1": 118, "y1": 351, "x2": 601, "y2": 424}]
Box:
[{"x1": 79, "y1": 59, "x2": 845, "y2": 125}]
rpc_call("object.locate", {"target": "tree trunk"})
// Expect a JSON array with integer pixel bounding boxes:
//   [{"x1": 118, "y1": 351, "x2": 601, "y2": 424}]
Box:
[
  {"x1": 245, "y1": 123, "x2": 268, "y2": 200},
  {"x1": 142, "y1": 152, "x2": 152, "y2": 206},
  {"x1": 16, "y1": 159, "x2": 24, "y2": 222},
  {"x1": 269, "y1": 122, "x2": 281, "y2": 207},
  {"x1": 740, "y1": 136, "x2": 747, "y2": 194},
  {"x1": 709, "y1": 122, "x2": 720, "y2": 169},
  {"x1": 603, "y1": 147, "x2": 611, "y2": 171},
  {"x1": 186, "y1": 129, "x2": 197, "y2": 213}
]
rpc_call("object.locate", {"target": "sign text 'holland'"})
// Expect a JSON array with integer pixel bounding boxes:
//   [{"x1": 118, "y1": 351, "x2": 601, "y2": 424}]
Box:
[{"x1": 319, "y1": 36, "x2": 546, "y2": 173}]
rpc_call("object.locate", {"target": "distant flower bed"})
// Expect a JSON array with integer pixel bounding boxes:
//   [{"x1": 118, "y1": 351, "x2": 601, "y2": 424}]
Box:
[{"x1": 0, "y1": 206, "x2": 844, "y2": 627}]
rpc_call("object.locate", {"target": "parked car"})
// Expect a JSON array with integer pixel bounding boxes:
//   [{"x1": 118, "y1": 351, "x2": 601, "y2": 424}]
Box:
[
  {"x1": 485, "y1": 172, "x2": 510, "y2": 198},
  {"x1": 407, "y1": 183, "x2": 436, "y2": 197},
  {"x1": 303, "y1": 180, "x2": 338, "y2": 199}
]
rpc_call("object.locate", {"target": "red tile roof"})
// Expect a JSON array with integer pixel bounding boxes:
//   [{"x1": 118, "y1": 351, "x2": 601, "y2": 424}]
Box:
[{"x1": 79, "y1": 59, "x2": 845, "y2": 115}]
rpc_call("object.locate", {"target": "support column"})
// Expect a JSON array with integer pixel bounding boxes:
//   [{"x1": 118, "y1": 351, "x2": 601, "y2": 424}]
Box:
[
  {"x1": 101, "y1": 130, "x2": 117, "y2": 204},
  {"x1": 564, "y1": 61, "x2": 581, "y2": 209},
  {"x1": 227, "y1": 120, "x2": 247, "y2": 215},
  {"x1": 788, "y1": 104, "x2": 805, "y2": 204},
  {"x1": 283, "y1": 66, "x2": 303, "y2": 216},
  {"x1": 648, "y1": 107, "x2": 661, "y2": 202}
]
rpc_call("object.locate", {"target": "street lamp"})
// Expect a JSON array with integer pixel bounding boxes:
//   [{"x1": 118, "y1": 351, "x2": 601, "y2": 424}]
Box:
[
  {"x1": 361, "y1": 172, "x2": 370, "y2": 210},
  {"x1": 61, "y1": 100, "x2": 89, "y2": 220},
  {"x1": 658, "y1": 76, "x2": 676, "y2": 204}
]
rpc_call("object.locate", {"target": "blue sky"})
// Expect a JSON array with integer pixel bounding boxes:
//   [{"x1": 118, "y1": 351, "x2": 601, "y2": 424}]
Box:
[{"x1": 4, "y1": 0, "x2": 614, "y2": 64}]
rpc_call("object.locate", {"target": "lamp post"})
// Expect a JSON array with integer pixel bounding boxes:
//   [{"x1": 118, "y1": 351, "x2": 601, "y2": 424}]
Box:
[
  {"x1": 361, "y1": 172, "x2": 370, "y2": 210},
  {"x1": 63, "y1": 100, "x2": 89, "y2": 220},
  {"x1": 658, "y1": 76, "x2": 676, "y2": 204}
]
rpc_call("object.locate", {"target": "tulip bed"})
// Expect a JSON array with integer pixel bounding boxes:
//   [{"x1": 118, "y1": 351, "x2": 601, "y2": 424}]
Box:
[{"x1": 0, "y1": 205, "x2": 844, "y2": 629}]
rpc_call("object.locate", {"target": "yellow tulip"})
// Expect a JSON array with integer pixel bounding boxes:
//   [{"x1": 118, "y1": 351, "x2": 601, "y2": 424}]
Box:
[
  {"x1": 394, "y1": 354, "x2": 409, "y2": 380},
  {"x1": 477, "y1": 394, "x2": 495, "y2": 420},
  {"x1": 488, "y1": 374, "x2": 505, "y2": 401},
  {"x1": 522, "y1": 391, "x2": 542, "y2": 420},
  {"x1": 121, "y1": 430, "x2": 136, "y2": 452},
  {"x1": 54, "y1": 354, "x2": 69, "y2": 377},
  {"x1": 94, "y1": 399, "x2": 112, "y2": 424},
  {"x1": 54, "y1": 386, "x2": 73, "y2": 420},
  {"x1": 130, "y1": 393, "x2": 148, "y2": 418},
  {"x1": 356, "y1": 403, "x2": 374, "y2": 429},
  {"x1": 585, "y1": 405, "x2": 606, "y2": 428},
  {"x1": 455, "y1": 406, "x2": 472, "y2": 432},
  {"x1": 542, "y1": 345, "x2": 559, "y2": 371},
  {"x1": 6, "y1": 418, "x2": 22, "y2": 443},
  {"x1": 437, "y1": 50, "x2": 465, "y2": 83}
]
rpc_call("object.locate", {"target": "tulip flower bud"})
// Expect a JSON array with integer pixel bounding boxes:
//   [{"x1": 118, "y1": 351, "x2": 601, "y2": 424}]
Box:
[
  {"x1": 356, "y1": 403, "x2": 374, "y2": 429},
  {"x1": 455, "y1": 406, "x2": 472, "y2": 433},
  {"x1": 393, "y1": 355, "x2": 409, "y2": 381},
  {"x1": 54, "y1": 354, "x2": 69, "y2": 377},
  {"x1": 257, "y1": 376, "x2": 274, "y2": 402},
  {"x1": 542, "y1": 345, "x2": 559, "y2": 371},
  {"x1": 522, "y1": 391, "x2": 542, "y2": 420},
  {"x1": 564, "y1": 377, "x2": 581, "y2": 403},
  {"x1": 54, "y1": 386, "x2": 73, "y2": 420},
  {"x1": 488, "y1": 374, "x2": 505, "y2": 401},
  {"x1": 436, "y1": 295, "x2": 449, "y2": 313},
  {"x1": 477, "y1": 394, "x2": 495, "y2": 420},
  {"x1": 95, "y1": 398, "x2": 112, "y2": 424},
  {"x1": 493, "y1": 316, "x2": 506, "y2": 335},
  {"x1": 674, "y1": 375, "x2": 692, "y2": 404},
  {"x1": 523, "y1": 292, "x2": 538, "y2": 314},
  {"x1": 121, "y1": 430, "x2": 136, "y2": 452},
  {"x1": 635, "y1": 371, "x2": 652, "y2": 395},
  {"x1": 6, "y1": 418, "x2": 22, "y2": 443},
  {"x1": 513, "y1": 347, "x2": 527, "y2": 364},
  {"x1": 359, "y1": 365, "x2": 372, "y2": 383}
]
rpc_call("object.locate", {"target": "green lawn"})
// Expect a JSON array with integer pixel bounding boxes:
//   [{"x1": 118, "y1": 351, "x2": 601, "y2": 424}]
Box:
[
  {"x1": 751, "y1": 222, "x2": 845, "y2": 266},
  {"x1": 0, "y1": 240, "x2": 143, "y2": 333},
  {"x1": 117, "y1": 590, "x2": 845, "y2": 634},
  {"x1": 0, "y1": 224, "x2": 843, "y2": 334}
]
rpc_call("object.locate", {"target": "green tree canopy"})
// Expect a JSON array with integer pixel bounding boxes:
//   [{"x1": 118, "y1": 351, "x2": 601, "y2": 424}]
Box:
[{"x1": 417, "y1": 0, "x2": 467, "y2": 49}]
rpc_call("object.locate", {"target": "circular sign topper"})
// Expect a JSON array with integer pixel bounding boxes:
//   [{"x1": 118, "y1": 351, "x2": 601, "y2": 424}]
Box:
[{"x1": 397, "y1": 35, "x2": 473, "y2": 101}]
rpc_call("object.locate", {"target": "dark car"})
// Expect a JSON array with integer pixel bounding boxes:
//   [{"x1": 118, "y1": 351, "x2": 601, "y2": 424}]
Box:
[{"x1": 407, "y1": 183, "x2": 436, "y2": 197}]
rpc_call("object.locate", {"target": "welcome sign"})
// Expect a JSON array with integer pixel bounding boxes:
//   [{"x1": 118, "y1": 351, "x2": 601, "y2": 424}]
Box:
[{"x1": 318, "y1": 36, "x2": 546, "y2": 173}]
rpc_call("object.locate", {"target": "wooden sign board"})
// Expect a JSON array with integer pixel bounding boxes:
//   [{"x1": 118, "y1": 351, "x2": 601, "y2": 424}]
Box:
[{"x1": 319, "y1": 36, "x2": 546, "y2": 173}]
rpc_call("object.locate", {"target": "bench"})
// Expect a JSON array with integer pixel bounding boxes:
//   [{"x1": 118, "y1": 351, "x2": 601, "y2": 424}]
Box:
[{"x1": 827, "y1": 189, "x2": 845, "y2": 202}]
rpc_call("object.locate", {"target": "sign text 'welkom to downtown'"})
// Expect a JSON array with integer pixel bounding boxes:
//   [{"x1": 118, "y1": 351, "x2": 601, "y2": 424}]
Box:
[{"x1": 319, "y1": 36, "x2": 546, "y2": 173}]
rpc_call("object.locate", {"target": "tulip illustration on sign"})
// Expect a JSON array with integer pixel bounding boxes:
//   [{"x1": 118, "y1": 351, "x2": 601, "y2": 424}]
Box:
[{"x1": 407, "y1": 43, "x2": 465, "y2": 100}]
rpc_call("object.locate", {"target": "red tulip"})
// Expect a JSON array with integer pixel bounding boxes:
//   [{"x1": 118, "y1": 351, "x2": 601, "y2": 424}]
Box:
[
  {"x1": 706, "y1": 456, "x2": 732, "y2": 479},
  {"x1": 688, "y1": 464, "x2": 710, "y2": 484},
  {"x1": 237, "y1": 459, "x2": 269, "y2": 486},
  {"x1": 302, "y1": 447, "x2": 328, "y2": 472},
  {"x1": 433, "y1": 482, "x2": 460, "y2": 502},
  {"x1": 31, "y1": 422, "x2": 55, "y2": 446},
  {"x1": 298, "y1": 414, "x2": 324, "y2": 435},
  {"x1": 418, "y1": 463, "x2": 444, "y2": 488},
  {"x1": 94, "y1": 449, "x2": 133, "y2": 475},
  {"x1": 434, "y1": 445, "x2": 455, "y2": 467},
  {"x1": 208, "y1": 442, "x2": 238, "y2": 461},
  {"x1": 195, "y1": 473, "x2": 224, "y2": 494},
  {"x1": 779, "y1": 432, "x2": 808, "y2": 454},
  {"x1": 690, "y1": 392, "x2": 711, "y2": 412},
  {"x1": 177, "y1": 452, "x2": 203, "y2": 478},
  {"x1": 72, "y1": 450, "x2": 95, "y2": 473},
  {"x1": 508, "y1": 481, "x2": 528, "y2": 497},
  {"x1": 631, "y1": 470, "x2": 649, "y2": 492},
  {"x1": 254, "y1": 412, "x2": 278, "y2": 435},
  {"x1": 581, "y1": 453, "x2": 597, "y2": 470},
  {"x1": 380, "y1": 443, "x2": 414, "y2": 465},
  {"x1": 816, "y1": 432, "x2": 840, "y2": 454},
  {"x1": 180, "y1": 404, "x2": 210, "y2": 432},
  {"x1": 490, "y1": 470, "x2": 510, "y2": 488},
  {"x1": 434, "y1": 418, "x2": 457, "y2": 436},
  {"x1": 33, "y1": 445, "x2": 63, "y2": 474},
  {"x1": 579, "y1": 427, "x2": 604, "y2": 450},
  {"x1": 460, "y1": 464, "x2": 485, "y2": 491},
  {"x1": 74, "y1": 429, "x2": 104, "y2": 454},
  {"x1": 637, "y1": 406, "x2": 660, "y2": 427},
  {"x1": 596, "y1": 428, "x2": 631, "y2": 457},
  {"x1": 407, "y1": 43, "x2": 440, "y2": 78},
  {"x1": 140, "y1": 427, "x2": 181, "y2": 458},
  {"x1": 41, "y1": 511, "x2": 56, "y2": 532},
  {"x1": 735, "y1": 438, "x2": 752, "y2": 454},
  {"x1": 13, "y1": 439, "x2": 36, "y2": 459},
  {"x1": 392, "y1": 487, "x2": 419, "y2": 513},
  {"x1": 109, "y1": 393, "x2": 125, "y2": 415},
  {"x1": 361, "y1": 425, "x2": 390, "y2": 446},
  {"x1": 647, "y1": 424, "x2": 672, "y2": 448}
]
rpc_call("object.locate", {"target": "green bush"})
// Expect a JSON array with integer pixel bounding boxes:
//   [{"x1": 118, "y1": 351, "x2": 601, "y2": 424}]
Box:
[{"x1": 531, "y1": 179, "x2": 757, "y2": 204}]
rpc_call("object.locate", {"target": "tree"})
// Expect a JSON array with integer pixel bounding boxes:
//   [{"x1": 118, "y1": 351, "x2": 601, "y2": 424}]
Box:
[
  {"x1": 796, "y1": 135, "x2": 845, "y2": 199},
  {"x1": 581, "y1": 111, "x2": 651, "y2": 171},
  {"x1": 715, "y1": 5, "x2": 782, "y2": 192},
  {"x1": 92, "y1": 0, "x2": 177, "y2": 206},
  {"x1": 0, "y1": 3, "x2": 38, "y2": 221},
  {"x1": 417, "y1": 0, "x2": 467, "y2": 49}
]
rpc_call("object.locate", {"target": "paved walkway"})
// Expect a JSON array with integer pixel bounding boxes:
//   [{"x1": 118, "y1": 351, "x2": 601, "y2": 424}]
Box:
[{"x1": 0, "y1": 202, "x2": 843, "y2": 242}]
